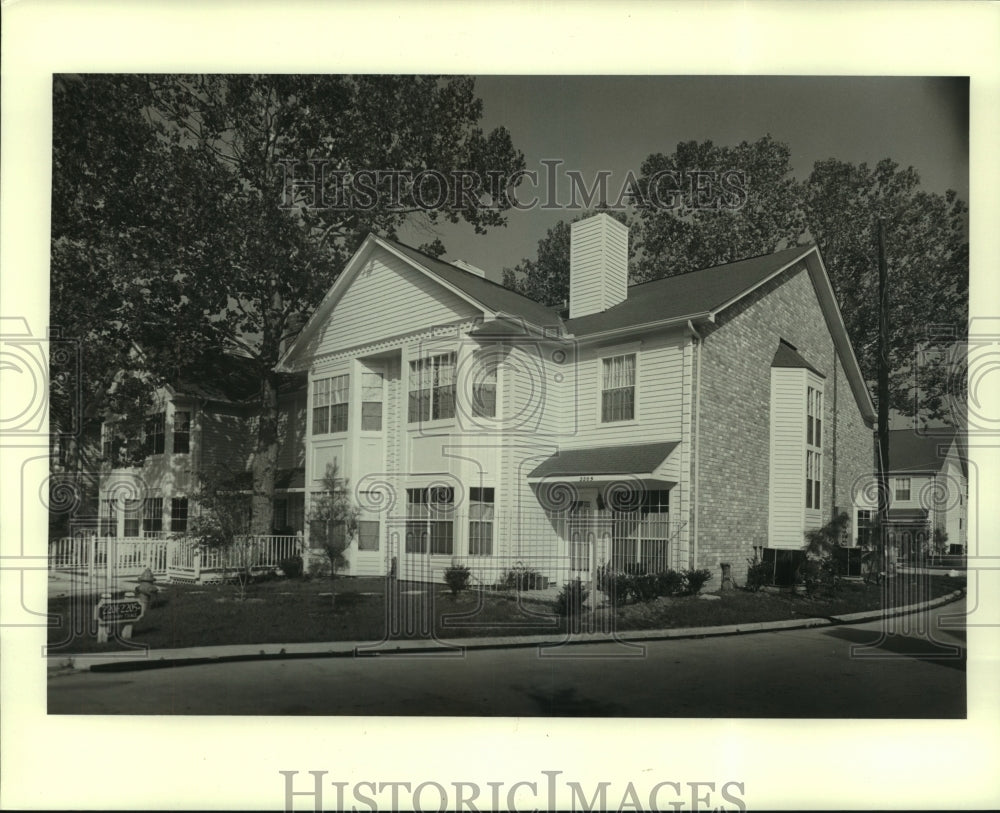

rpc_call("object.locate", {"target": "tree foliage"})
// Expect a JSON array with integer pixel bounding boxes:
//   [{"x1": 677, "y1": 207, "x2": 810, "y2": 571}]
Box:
[
  {"x1": 51, "y1": 74, "x2": 524, "y2": 532},
  {"x1": 307, "y1": 463, "x2": 360, "y2": 604}
]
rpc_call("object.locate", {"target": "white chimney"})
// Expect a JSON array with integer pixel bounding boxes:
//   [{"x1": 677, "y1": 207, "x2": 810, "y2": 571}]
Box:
[{"x1": 569, "y1": 213, "x2": 629, "y2": 319}]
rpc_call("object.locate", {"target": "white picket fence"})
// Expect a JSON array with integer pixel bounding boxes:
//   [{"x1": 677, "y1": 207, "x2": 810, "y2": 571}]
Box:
[{"x1": 48, "y1": 534, "x2": 305, "y2": 584}]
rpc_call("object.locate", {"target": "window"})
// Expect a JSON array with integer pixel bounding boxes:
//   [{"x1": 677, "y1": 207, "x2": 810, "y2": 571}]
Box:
[
  {"x1": 173, "y1": 411, "x2": 191, "y2": 453},
  {"x1": 468, "y1": 487, "x2": 495, "y2": 555},
  {"x1": 143, "y1": 497, "x2": 163, "y2": 534},
  {"x1": 471, "y1": 353, "x2": 498, "y2": 419},
  {"x1": 605, "y1": 487, "x2": 670, "y2": 514},
  {"x1": 408, "y1": 353, "x2": 456, "y2": 422},
  {"x1": 313, "y1": 374, "x2": 349, "y2": 434},
  {"x1": 856, "y1": 509, "x2": 872, "y2": 547},
  {"x1": 100, "y1": 499, "x2": 116, "y2": 537},
  {"x1": 273, "y1": 498, "x2": 288, "y2": 532},
  {"x1": 601, "y1": 353, "x2": 636, "y2": 422},
  {"x1": 144, "y1": 412, "x2": 166, "y2": 455},
  {"x1": 171, "y1": 498, "x2": 188, "y2": 533},
  {"x1": 123, "y1": 499, "x2": 141, "y2": 537},
  {"x1": 405, "y1": 486, "x2": 454, "y2": 554},
  {"x1": 895, "y1": 477, "x2": 911, "y2": 501},
  {"x1": 805, "y1": 386, "x2": 822, "y2": 509},
  {"x1": 358, "y1": 520, "x2": 380, "y2": 551},
  {"x1": 568, "y1": 500, "x2": 592, "y2": 571},
  {"x1": 361, "y1": 371, "x2": 384, "y2": 431}
]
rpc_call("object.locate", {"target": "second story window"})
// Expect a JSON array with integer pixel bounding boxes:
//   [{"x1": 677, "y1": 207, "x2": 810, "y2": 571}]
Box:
[
  {"x1": 471, "y1": 353, "x2": 498, "y2": 419},
  {"x1": 144, "y1": 412, "x2": 166, "y2": 456},
  {"x1": 361, "y1": 371, "x2": 384, "y2": 431},
  {"x1": 313, "y1": 374, "x2": 349, "y2": 434},
  {"x1": 173, "y1": 411, "x2": 191, "y2": 453},
  {"x1": 895, "y1": 477, "x2": 911, "y2": 501},
  {"x1": 805, "y1": 386, "x2": 823, "y2": 509},
  {"x1": 409, "y1": 353, "x2": 456, "y2": 422},
  {"x1": 601, "y1": 353, "x2": 636, "y2": 422}
]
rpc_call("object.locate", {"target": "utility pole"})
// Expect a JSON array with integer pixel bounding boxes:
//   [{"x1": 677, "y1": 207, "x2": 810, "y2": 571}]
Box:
[{"x1": 875, "y1": 219, "x2": 891, "y2": 580}]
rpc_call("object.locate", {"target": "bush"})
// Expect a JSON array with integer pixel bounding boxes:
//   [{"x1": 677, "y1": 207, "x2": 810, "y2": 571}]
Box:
[
  {"x1": 554, "y1": 579, "x2": 588, "y2": 617},
  {"x1": 278, "y1": 554, "x2": 304, "y2": 579},
  {"x1": 631, "y1": 573, "x2": 660, "y2": 603},
  {"x1": 495, "y1": 564, "x2": 546, "y2": 591},
  {"x1": 444, "y1": 564, "x2": 472, "y2": 596},
  {"x1": 744, "y1": 555, "x2": 771, "y2": 592},
  {"x1": 654, "y1": 569, "x2": 685, "y2": 598},
  {"x1": 682, "y1": 568, "x2": 713, "y2": 595}
]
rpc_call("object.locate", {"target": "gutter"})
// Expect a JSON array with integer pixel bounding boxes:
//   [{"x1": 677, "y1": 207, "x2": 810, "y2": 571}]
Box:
[{"x1": 566, "y1": 312, "x2": 714, "y2": 345}]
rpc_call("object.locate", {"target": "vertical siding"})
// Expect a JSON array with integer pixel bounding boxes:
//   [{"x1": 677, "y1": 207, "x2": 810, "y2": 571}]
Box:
[
  {"x1": 768, "y1": 368, "x2": 807, "y2": 548},
  {"x1": 569, "y1": 214, "x2": 629, "y2": 319}
]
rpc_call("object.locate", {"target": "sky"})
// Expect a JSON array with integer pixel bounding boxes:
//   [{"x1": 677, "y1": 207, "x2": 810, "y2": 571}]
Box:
[{"x1": 398, "y1": 75, "x2": 969, "y2": 281}]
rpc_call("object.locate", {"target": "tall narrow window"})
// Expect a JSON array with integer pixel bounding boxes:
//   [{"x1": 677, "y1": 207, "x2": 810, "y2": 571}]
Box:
[
  {"x1": 313, "y1": 374, "x2": 349, "y2": 434},
  {"x1": 601, "y1": 353, "x2": 636, "y2": 422},
  {"x1": 144, "y1": 412, "x2": 166, "y2": 455},
  {"x1": 358, "y1": 520, "x2": 380, "y2": 551},
  {"x1": 806, "y1": 386, "x2": 823, "y2": 509},
  {"x1": 408, "y1": 353, "x2": 456, "y2": 422},
  {"x1": 123, "y1": 499, "x2": 141, "y2": 537},
  {"x1": 173, "y1": 410, "x2": 191, "y2": 453},
  {"x1": 468, "y1": 486, "x2": 495, "y2": 555},
  {"x1": 143, "y1": 497, "x2": 163, "y2": 535},
  {"x1": 361, "y1": 371, "x2": 384, "y2": 431},
  {"x1": 471, "y1": 353, "x2": 498, "y2": 419},
  {"x1": 171, "y1": 497, "x2": 189, "y2": 533}
]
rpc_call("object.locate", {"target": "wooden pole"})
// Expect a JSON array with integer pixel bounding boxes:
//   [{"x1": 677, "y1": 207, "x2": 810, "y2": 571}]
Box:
[{"x1": 876, "y1": 219, "x2": 891, "y2": 578}]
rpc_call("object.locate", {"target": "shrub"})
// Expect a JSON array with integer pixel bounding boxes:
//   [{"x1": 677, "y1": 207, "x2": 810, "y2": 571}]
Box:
[
  {"x1": 444, "y1": 564, "x2": 472, "y2": 596},
  {"x1": 744, "y1": 554, "x2": 771, "y2": 592},
  {"x1": 631, "y1": 573, "x2": 660, "y2": 603},
  {"x1": 654, "y1": 569, "x2": 685, "y2": 598},
  {"x1": 495, "y1": 564, "x2": 546, "y2": 591},
  {"x1": 554, "y1": 579, "x2": 588, "y2": 617},
  {"x1": 278, "y1": 554, "x2": 304, "y2": 579},
  {"x1": 682, "y1": 568, "x2": 713, "y2": 595}
]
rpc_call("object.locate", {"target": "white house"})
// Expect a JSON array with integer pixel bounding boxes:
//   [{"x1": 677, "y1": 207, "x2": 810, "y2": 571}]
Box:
[{"x1": 278, "y1": 213, "x2": 877, "y2": 588}]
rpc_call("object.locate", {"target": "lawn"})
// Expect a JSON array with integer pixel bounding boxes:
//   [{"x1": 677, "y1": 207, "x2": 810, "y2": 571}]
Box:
[{"x1": 46, "y1": 573, "x2": 966, "y2": 655}]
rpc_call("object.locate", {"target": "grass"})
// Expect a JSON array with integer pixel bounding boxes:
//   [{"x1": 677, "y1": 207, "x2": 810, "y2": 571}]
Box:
[{"x1": 46, "y1": 573, "x2": 966, "y2": 655}]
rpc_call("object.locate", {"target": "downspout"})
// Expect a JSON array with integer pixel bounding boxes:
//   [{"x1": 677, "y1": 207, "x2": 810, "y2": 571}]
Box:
[{"x1": 688, "y1": 320, "x2": 703, "y2": 571}]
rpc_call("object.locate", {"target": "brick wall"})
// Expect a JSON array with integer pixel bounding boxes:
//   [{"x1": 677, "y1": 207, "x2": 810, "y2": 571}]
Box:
[{"x1": 693, "y1": 261, "x2": 874, "y2": 586}]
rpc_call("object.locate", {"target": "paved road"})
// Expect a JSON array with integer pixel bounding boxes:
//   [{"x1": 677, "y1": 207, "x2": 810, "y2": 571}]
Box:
[{"x1": 48, "y1": 599, "x2": 966, "y2": 717}]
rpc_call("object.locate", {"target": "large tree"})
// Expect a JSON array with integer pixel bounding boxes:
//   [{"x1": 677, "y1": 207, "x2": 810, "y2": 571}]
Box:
[
  {"x1": 804, "y1": 158, "x2": 968, "y2": 422},
  {"x1": 52, "y1": 74, "x2": 525, "y2": 533},
  {"x1": 632, "y1": 135, "x2": 807, "y2": 280}
]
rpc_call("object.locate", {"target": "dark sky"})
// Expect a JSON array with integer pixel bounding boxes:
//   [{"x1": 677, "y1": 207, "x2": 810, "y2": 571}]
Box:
[{"x1": 398, "y1": 75, "x2": 969, "y2": 280}]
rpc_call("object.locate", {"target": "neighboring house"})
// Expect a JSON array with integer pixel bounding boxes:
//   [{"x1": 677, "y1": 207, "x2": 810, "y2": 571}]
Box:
[
  {"x1": 278, "y1": 213, "x2": 877, "y2": 587},
  {"x1": 855, "y1": 429, "x2": 968, "y2": 556},
  {"x1": 96, "y1": 357, "x2": 307, "y2": 540}
]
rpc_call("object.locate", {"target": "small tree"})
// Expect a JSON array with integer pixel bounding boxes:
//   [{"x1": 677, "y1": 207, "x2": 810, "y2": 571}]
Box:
[
  {"x1": 189, "y1": 466, "x2": 255, "y2": 600},
  {"x1": 308, "y1": 462, "x2": 360, "y2": 608}
]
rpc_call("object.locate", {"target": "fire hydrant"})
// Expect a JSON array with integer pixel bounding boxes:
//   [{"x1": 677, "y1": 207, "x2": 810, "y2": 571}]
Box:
[{"x1": 135, "y1": 568, "x2": 159, "y2": 609}]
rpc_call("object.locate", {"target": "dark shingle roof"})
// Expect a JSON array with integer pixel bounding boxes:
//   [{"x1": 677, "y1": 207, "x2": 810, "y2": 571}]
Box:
[
  {"x1": 386, "y1": 240, "x2": 561, "y2": 330},
  {"x1": 888, "y1": 429, "x2": 959, "y2": 473},
  {"x1": 564, "y1": 244, "x2": 813, "y2": 336},
  {"x1": 528, "y1": 441, "x2": 679, "y2": 478},
  {"x1": 771, "y1": 339, "x2": 825, "y2": 377}
]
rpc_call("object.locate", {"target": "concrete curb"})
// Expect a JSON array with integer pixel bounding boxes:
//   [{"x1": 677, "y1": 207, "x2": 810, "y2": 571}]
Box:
[{"x1": 49, "y1": 589, "x2": 966, "y2": 674}]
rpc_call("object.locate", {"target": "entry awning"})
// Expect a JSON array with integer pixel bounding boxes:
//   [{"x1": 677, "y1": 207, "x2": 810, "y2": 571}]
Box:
[
  {"x1": 887, "y1": 508, "x2": 929, "y2": 524},
  {"x1": 527, "y1": 441, "x2": 679, "y2": 483}
]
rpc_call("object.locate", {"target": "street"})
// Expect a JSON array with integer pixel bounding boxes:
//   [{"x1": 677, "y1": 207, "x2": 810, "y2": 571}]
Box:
[{"x1": 48, "y1": 598, "x2": 966, "y2": 717}]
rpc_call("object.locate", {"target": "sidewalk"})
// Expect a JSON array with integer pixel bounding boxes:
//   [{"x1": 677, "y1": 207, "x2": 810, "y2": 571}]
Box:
[{"x1": 48, "y1": 588, "x2": 966, "y2": 674}]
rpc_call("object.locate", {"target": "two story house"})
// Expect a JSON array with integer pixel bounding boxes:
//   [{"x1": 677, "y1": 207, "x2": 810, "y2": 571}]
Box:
[
  {"x1": 855, "y1": 428, "x2": 968, "y2": 557},
  {"x1": 96, "y1": 357, "x2": 307, "y2": 541},
  {"x1": 278, "y1": 213, "x2": 877, "y2": 588}
]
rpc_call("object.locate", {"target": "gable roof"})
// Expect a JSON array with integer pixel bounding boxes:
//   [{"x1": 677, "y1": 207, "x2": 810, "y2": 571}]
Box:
[
  {"x1": 888, "y1": 429, "x2": 962, "y2": 474},
  {"x1": 771, "y1": 339, "x2": 825, "y2": 378},
  {"x1": 563, "y1": 244, "x2": 814, "y2": 336}
]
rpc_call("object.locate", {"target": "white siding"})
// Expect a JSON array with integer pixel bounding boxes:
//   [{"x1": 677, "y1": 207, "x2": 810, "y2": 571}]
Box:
[
  {"x1": 569, "y1": 214, "x2": 629, "y2": 319},
  {"x1": 768, "y1": 367, "x2": 807, "y2": 548},
  {"x1": 313, "y1": 250, "x2": 481, "y2": 358}
]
